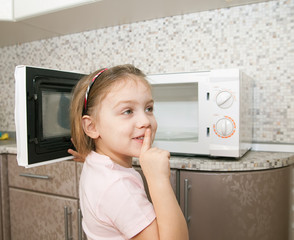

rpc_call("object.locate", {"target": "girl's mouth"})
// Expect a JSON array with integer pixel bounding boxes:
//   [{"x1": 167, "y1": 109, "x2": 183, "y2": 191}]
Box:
[
  {"x1": 133, "y1": 136, "x2": 144, "y2": 143},
  {"x1": 135, "y1": 136, "x2": 144, "y2": 140}
]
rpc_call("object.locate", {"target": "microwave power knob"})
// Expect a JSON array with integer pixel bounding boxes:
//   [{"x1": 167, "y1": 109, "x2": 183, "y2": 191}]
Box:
[
  {"x1": 216, "y1": 91, "x2": 234, "y2": 108},
  {"x1": 215, "y1": 118, "x2": 235, "y2": 137}
]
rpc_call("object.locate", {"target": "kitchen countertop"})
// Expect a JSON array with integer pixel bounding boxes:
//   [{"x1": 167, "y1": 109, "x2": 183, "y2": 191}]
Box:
[
  {"x1": 0, "y1": 142, "x2": 17, "y2": 154},
  {"x1": 0, "y1": 131, "x2": 17, "y2": 154},
  {"x1": 1, "y1": 140, "x2": 294, "y2": 172},
  {"x1": 133, "y1": 151, "x2": 294, "y2": 172}
]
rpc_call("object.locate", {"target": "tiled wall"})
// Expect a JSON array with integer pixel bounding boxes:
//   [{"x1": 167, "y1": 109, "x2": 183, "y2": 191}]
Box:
[{"x1": 0, "y1": 0, "x2": 293, "y2": 144}]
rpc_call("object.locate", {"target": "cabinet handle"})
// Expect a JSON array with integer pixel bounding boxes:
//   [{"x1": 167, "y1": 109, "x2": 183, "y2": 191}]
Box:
[
  {"x1": 184, "y1": 179, "x2": 191, "y2": 223},
  {"x1": 19, "y1": 173, "x2": 51, "y2": 180},
  {"x1": 64, "y1": 206, "x2": 73, "y2": 240},
  {"x1": 78, "y1": 209, "x2": 83, "y2": 240}
]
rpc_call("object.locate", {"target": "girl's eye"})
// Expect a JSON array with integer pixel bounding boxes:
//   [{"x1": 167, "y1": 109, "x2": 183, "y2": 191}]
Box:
[
  {"x1": 145, "y1": 106, "x2": 154, "y2": 113},
  {"x1": 123, "y1": 109, "x2": 133, "y2": 115}
]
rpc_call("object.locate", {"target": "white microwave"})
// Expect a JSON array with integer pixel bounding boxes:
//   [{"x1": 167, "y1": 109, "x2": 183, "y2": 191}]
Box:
[
  {"x1": 147, "y1": 69, "x2": 253, "y2": 158},
  {"x1": 15, "y1": 66, "x2": 252, "y2": 167},
  {"x1": 15, "y1": 65, "x2": 85, "y2": 167}
]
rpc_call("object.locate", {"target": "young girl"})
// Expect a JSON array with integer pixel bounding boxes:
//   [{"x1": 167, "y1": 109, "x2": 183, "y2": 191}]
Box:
[{"x1": 70, "y1": 64, "x2": 188, "y2": 240}]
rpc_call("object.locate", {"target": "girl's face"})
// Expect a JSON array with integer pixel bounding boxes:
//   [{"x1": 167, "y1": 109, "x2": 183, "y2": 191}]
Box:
[{"x1": 94, "y1": 76, "x2": 157, "y2": 167}]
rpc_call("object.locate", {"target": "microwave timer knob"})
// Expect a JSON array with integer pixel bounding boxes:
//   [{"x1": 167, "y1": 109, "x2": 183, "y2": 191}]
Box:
[
  {"x1": 216, "y1": 91, "x2": 234, "y2": 108},
  {"x1": 214, "y1": 117, "x2": 236, "y2": 138}
]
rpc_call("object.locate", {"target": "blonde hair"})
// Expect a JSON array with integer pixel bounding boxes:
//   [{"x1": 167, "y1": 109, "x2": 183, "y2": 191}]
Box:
[{"x1": 70, "y1": 64, "x2": 149, "y2": 158}]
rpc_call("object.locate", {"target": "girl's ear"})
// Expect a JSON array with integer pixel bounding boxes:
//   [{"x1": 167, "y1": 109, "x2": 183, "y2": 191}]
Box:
[{"x1": 82, "y1": 115, "x2": 99, "y2": 139}]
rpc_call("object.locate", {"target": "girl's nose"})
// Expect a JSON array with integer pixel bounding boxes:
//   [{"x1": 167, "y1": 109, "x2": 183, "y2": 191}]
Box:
[{"x1": 136, "y1": 112, "x2": 151, "y2": 128}]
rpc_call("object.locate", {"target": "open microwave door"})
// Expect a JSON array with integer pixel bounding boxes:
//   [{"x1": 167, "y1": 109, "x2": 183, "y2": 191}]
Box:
[{"x1": 15, "y1": 65, "x2": 85, "y2": 168}]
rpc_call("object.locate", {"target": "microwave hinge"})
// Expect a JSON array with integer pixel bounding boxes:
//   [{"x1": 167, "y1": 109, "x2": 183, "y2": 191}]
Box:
[
  {"x1": 27, "y1": 94, "x2": 38, "y2": 101},
  {"x1": 29, "y1": 138, "x2": 39, "y2": 144}
]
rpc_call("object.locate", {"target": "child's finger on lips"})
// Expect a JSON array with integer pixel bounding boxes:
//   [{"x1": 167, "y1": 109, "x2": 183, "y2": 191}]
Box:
[{"x1": 140, "y1": 128, "x2": 152, "y2": 154}]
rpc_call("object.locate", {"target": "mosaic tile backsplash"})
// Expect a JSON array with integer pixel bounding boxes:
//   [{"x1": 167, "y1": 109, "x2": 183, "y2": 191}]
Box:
[{"x1": 0, "y1": 0, "x2": 293, "y2": 143}]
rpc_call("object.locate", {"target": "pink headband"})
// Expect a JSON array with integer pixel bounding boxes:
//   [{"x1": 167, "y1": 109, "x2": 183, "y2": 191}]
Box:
[{"x1": 83, "y1": 68, "x2": 108, "y2": 115}]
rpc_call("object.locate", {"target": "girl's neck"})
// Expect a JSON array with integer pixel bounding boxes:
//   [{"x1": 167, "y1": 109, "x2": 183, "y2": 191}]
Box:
[{"x1": 96, "y1": 149, "x2": 133, "y2": 168}]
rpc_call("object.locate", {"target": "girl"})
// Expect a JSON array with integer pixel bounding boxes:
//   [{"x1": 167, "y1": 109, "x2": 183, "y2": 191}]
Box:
[{"x1": 70, "y1": 64, "x2": 188, "y2": 240}]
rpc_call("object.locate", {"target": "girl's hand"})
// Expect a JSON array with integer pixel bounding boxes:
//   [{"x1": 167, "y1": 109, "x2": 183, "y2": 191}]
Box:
[
  {"x1": 68, "y1": 148, "x2": 85, "y2": 162},
  {"x1": 139, "y1": 128, "x2": 171, "y2": 182},
  {"x1": 68, "y1": 138, "x2": 85, "y2": 162},
  {"x1": 138, "y1": 129, "x2": 189, "y2": 240}
]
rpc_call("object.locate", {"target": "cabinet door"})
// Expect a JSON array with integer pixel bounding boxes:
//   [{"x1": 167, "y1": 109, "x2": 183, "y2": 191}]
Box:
[
  {"x1": 135, "y1": 167, "x2": 178, "y2": 202},
  {"x1": 76, "y1": 162, "x2": 88, "y2": 239},
  {"x1": 76, "y1": 162, "x2": 83, "y2": 198},
  {"x1": 0, "y1": 154, "x2": 10, "y2": 240},
  {"x1": 14, "y1": 0, "x2": 93, "y2": 19},
  {"x1": 9, "y1": 188, "x2": 79, "y2": 240},
  {"x1": 180, "y1": 167, "x2": 290, "y2": 240},
  {"x1": 8, "y1": 155, "x2": 77, "y2": 198},
  {"x1": 0, "y1": 0, "x2": 13, "y2": 20}
]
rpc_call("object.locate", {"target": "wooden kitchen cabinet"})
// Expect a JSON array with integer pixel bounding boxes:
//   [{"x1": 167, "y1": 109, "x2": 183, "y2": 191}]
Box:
[
  {"x1": 7, "y1": 154, "x2": 82, "y2": 240},
  {"x1": 0, "y1": 154, "x2": 10, "y2": 240},
  {"x1": 6, "y1": 153, "x2": 291, "y2": 240},
  {"x1": 12, "y1": 0, "x2": 93, "y2": 20},
  {"x1": 0, "y1": 154, "x2": 4, "y2": 239},
  {"x1": 9, "y1": 188, "x2": 78, "y2": 240},
  {"x1": 0, "y1": 0, "x2": 13, "y2": 20},
  {"x1": 134, "y1": 167, "x2": 179, "y2": 202},
  {"x1": 180, "y1": 167, "x2": 291, "y2": 240},
  {"x1": 8, "y1": 155, "x2": 78, "y2": 197}
]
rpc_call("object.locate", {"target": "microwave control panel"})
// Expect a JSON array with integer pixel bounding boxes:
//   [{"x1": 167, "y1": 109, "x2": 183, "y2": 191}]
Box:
[
  {"x1": 209, "y1": 68, "x2": 253, "y2": 158},
  {"x1": 213, "y1": 116, "x2": 236, "y2": 138},
  {"x1": 215, "y1": 91, "x2": 234, "y2": 109}
]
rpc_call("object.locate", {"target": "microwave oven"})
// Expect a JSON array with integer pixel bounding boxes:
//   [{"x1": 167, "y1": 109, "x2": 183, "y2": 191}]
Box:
[
  {"x1": 15, "y1": 65, "x2": 85, "y2": 167},
  {"x1": 147, "y1": 69, "x2": 253, "y2": 158},
  {"x1": 15, "y1": 66, "x2": 252, "y2": 167}
]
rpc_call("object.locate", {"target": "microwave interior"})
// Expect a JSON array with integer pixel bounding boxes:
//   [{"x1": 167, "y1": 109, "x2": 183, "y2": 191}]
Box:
[
  {"x1": 25, "y1": 68, "x2": 85, "y2": 166},
  {"x1": 152, "y1": 82, "x2": 198, "y2": 142}
]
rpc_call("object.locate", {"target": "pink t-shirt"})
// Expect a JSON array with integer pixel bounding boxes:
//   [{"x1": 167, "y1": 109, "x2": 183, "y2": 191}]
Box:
[{"x1": 79, "y1": 151, "x2": 156, "y2": 240}]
